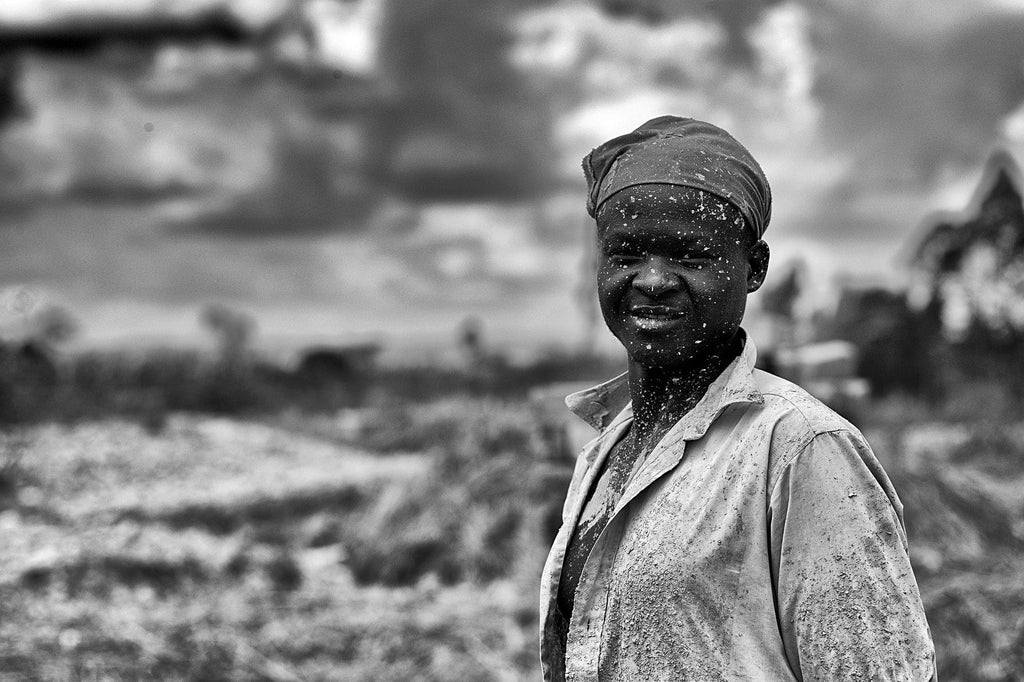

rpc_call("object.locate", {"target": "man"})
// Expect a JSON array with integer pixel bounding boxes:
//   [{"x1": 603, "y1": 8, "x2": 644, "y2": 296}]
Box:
[{"x1": 538, "y1": 116, "x2": 935, "y2": 681}]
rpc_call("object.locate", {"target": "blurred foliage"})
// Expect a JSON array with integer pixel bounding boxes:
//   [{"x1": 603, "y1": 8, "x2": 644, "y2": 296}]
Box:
[
  {"x1": 0, "y1": 336, "x2": 621, "y2": 427},
  {"x1": 816, "y1": 281, "x2": 1024, "y2": 405},
  {"x1": 343, "y1": 398, "x2": 566, "y2": 586},
  {"x1": 804, "y1": 151, "x2": 1024, "y2": 405},
  {"x1": 760, "y1": 260, "x2": 803, "y2": 322},
  {"x1": 883, "y1": 422, "x2": 1024, "y2": 680},
  {"x1": 0, "y1": 54, "x2": 24, "y2": 124},
  {"x1": 2, "y1": 396, "x2": 1023, "y2": 678},
  {"x1": 0, "y1": 407, "x2": 563, "y2": 679},
  {"x1": 907, "y1": 153, "x2": 1024, "y2": 393},
  {"x1": 815, "y1": 286, "x2": 940, "y2": 399},
  {"x1": 200, "y1": 302, "x2": 255, "y2": 363},
  {"x1": 375, "y1": 348, "x2": 622, "y2": 403},
  {"x1": 30, "y1": 305, "x2": 79, "y2": 346}
]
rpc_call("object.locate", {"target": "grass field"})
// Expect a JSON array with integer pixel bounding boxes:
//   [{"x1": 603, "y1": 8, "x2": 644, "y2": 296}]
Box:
[{"x1": 1, "y1": 398, "x2": 1023, "y2": 680}]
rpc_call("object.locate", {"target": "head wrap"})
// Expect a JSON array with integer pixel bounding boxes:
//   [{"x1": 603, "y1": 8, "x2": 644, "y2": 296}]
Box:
[{"x1": 582, "y1": 116, "x2": 772, "y2": 239}]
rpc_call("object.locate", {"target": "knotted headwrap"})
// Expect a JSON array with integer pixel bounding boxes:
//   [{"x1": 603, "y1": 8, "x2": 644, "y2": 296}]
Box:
[{"x1": 583, "y1": 116, "x2": 772, "y2": 239}]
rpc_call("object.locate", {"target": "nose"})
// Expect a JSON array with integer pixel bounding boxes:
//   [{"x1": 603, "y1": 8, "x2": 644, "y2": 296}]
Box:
[{"x1": 632, "y1": 257, "x2": 681, "y2": 297}]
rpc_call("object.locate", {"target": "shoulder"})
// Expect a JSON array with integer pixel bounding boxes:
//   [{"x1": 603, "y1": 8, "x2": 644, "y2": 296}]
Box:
[
  {"x1": 750, "y1": 369, "x2": 871, "y2": 484},
  {"x1": 753, "y1": 369, "x2": 860, "y2": 436}
]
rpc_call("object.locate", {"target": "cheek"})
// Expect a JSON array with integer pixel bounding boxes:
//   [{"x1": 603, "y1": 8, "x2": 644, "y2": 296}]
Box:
[
  {"x1": 698, "y1": 258, "x2": 745, "y2": 291},
  {"x1": 684, "y1": 274, "x2": 747, "y2": 320},
  {"x1": 681, "y1": 270, "x2": 724, "y2": 297},
  {"x1": 597, "y1": 264, "x2": 631, "y2": 293}
]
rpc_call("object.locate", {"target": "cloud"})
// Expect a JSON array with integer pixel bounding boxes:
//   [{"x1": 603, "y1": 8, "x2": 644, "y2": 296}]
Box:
[
  {"x1": 591, "y1": 0, "x2": 785, "y2": 64},
  {"x1": 369, "y1": 0, "x2": 556, "y2": 204},
  {"x1": 751, "y1": 1, "x2": 1024, "y2": 269},
  {"x1": 5, "y1": 0, "x2": 1024, "y2": 348},
  {"x1": 0, "y1": 0, "x2": 291, "y2": 29},
  {"x1": 513, "y1": 0, "x2": 1024, "y2": 306},
  {"x1": 375, "y1": 203, "x2": 581, "y2": 305},
  {"x1": 0, "y1": 53, "x2": 279, "y2": 206},
  {"x1": 809, "y1": 5, "x2": 1024, "y2": 182}
]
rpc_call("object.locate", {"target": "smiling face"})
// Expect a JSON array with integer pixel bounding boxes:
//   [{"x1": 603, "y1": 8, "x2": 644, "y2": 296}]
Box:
[{"x1": 596, "y1": 184, "x2": 769, "y2": 373}]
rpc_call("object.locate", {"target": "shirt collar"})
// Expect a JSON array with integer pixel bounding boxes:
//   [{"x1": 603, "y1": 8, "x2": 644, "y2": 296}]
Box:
[{"x1": 565, "y1": 332, "x2": 764, "y2": 435}]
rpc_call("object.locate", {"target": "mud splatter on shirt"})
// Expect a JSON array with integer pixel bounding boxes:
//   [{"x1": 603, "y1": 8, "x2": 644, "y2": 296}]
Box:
[{"x1": 538, "y1": 337, "x2": 936, "y2": 681}]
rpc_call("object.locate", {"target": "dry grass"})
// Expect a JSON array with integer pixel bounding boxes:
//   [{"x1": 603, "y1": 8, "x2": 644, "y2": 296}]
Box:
[
  {"x1": 0, "y1": 405, "x2": 556, "y2": 680},
  {"x1": 1, "y1": 399, "x2": 1022, "y2": 680}
]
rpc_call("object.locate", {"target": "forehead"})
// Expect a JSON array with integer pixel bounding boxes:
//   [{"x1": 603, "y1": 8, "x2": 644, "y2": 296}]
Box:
[{"x1": 596, "y1": 184, "x2": 746, "y2": 239}]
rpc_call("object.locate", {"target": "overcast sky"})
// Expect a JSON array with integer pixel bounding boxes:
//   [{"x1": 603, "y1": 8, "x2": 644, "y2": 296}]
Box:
[{"x1": 1, "y1": 0, "x2": 1023, "y2": 356}]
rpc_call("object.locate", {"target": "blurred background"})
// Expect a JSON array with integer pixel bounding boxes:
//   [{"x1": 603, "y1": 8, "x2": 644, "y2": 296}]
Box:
[{"x1": 1, "y1": 0, "x2": 1023, "y2": 679}]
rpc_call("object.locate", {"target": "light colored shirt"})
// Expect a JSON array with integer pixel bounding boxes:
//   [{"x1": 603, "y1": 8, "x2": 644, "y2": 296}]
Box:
[{"x1": 539, "y1": 337, "x2": 936, "y2": 681}]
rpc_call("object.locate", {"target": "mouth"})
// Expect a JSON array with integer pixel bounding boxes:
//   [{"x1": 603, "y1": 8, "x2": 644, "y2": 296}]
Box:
[{"x1": 628, "y1": 305, "x2": 685, "y2": 331}]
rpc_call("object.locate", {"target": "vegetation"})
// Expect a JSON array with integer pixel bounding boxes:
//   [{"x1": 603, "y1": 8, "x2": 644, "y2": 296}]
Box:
[
  {"x1": 0, "y1": 401, "x2": 572, "y2": 680},
  {"x1": 0, "y1": 334, "x2": 623, "y2": 428},
  {"x1": 1, "y1": 388, "x2": 1022, "y2": 679},
  {"x1": 820, "y1": 152, "x2": 1024, "y2": 401}
]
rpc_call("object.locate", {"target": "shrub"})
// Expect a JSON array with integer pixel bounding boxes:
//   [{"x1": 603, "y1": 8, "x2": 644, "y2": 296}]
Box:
[{"x1": 343, "y1": 397, "x2": 571, "y2": 587}]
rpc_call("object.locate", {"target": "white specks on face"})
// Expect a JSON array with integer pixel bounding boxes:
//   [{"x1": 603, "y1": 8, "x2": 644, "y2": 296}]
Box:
[{"x1": 595, "y1": 184, "x2": 762, "y2": 377}]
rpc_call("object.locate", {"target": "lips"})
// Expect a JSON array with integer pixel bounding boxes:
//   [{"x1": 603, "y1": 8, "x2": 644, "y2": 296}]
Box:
[
  {"x1": 628, "y1": 304, "x2": 685, "y2": 332},
  {"x1": 630, "y1": 305, "x2": 684, "y2": 318}
]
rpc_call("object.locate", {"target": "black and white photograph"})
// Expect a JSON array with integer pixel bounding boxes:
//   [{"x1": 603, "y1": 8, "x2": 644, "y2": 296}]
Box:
[{"x1": 1, "y1": 1, "x2": 1023, "y2": 679}]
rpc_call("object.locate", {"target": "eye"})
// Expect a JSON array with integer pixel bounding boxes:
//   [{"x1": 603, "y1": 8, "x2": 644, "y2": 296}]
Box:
[
  {"x1": 668, "y1": 245, "x2": 714, "y2": 264},
  {"x1": 667, "y1": 252, "x2": 706, "y2": 265},
  {"x1": 605, "y1": 244, "x2": 644, "y2": 265},
  {"x1": 610, "y1": 254, "x2": 643, "y2": 267}
]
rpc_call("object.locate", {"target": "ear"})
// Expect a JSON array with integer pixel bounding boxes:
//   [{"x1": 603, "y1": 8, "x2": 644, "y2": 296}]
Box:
[{"x1": 746, "y1": 240, "x2": 770, "y2": 293}]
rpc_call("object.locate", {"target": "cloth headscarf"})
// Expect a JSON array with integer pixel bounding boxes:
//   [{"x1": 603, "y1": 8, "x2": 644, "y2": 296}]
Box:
[{"x1": 582, "y1": 116, "x2": 772, "y2": 239}]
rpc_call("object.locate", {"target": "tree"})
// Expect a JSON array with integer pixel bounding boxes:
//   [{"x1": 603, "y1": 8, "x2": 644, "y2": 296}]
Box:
[
  {"x1": 909, "y1": 149, "x2": 1024, "y2": 394},
  {"x1": 760, "y1": 259, "x2": 804, "y2": 348},
  {"x1": 31, "y1": 305, "x2": 79, "y2": 346},
  {"x1": 200, "y1": 303, "x2": 255, "y2": 364},
  {"x1": 817, "y1": 286, "x2": 935, "y2": 397},
  {"x1": 0, "y1": 53, "x2": 24, "y2": 125},
  {"x1": 911, "y1": 150, "x2": 1024, "y2": 340}
]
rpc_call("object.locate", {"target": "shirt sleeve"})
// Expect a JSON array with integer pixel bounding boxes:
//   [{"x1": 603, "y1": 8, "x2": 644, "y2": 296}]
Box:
[{"x1": 768, "y1": 429, "x2": 936, "y2": 681}]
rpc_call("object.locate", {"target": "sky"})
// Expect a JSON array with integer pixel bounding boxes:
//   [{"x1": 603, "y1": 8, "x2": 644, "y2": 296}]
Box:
[{"x1": 1, "y1": 0, "x2": 1023, "y2": 357}]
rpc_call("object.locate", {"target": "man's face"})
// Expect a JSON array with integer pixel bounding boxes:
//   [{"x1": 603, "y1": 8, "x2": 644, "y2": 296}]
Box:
[{"x1": 596, "y1": 184, "x2": 769, "y2": 372}]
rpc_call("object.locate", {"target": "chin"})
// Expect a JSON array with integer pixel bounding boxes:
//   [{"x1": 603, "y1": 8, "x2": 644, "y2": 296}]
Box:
[
  {"x1": 626, "y1": 332, "x2": 724, "y2": 369},
  {"x1": 627, "y1": 345, "x2": 691, "y2": 370}
]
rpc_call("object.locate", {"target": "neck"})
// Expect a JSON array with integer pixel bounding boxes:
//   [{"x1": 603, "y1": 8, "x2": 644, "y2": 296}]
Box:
[{"x1": 626, "y1": 335, "x2": 743, "y2": 452}]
